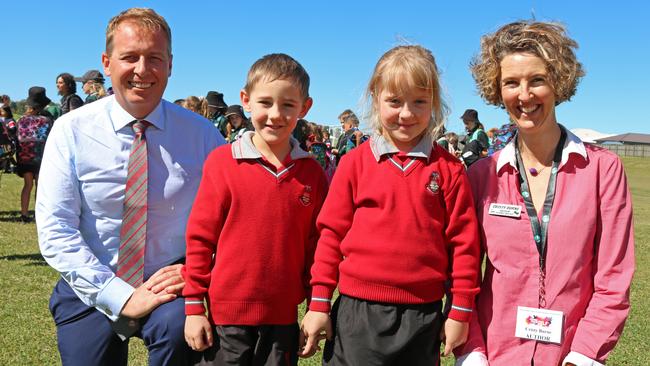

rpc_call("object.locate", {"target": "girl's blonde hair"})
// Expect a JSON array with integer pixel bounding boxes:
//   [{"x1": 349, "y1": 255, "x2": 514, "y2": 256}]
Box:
[
  {"x1": 366, "y1": 45, "x2": 448, "y2": 143},
  {"x1": 87, "y1": 81, "x2": 107, "y2": 98},
  {"x1": 183, "y1": 96, "x2": 209, "y2": 117}
]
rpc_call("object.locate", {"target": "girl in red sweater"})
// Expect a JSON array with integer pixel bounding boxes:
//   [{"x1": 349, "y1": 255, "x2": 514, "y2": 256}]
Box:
[{"x1": 300, "y1": 45, "x2": 481, "y2": 365}]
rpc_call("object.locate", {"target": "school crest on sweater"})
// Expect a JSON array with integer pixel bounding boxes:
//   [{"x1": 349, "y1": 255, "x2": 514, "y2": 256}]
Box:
[
  {"x1": 426, "y1": 172, "x2": 440, "y2": 194},
  {"x1": 299, "y1": 185, "x2": 312, "y2": 206}
]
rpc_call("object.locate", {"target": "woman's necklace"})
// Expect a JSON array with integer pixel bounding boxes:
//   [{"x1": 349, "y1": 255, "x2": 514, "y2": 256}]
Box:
[{"x1": 528, "y1": 165, "x2": 549, "y2": 176}]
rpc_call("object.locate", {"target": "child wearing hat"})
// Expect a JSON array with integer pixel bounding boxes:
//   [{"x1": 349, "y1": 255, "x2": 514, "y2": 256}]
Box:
[
  {"x1": 75, "y1": 70, "x2": 107, "y2": 104},
  {"x1": 183, "y1": 53, "x2": 328, "y2": 365},
  {"x1": 224, "y1": 104, "x2": 252, "y2": 143},
  {"x1": 15, "y1": 87, "x2": 54, "y2": 222},
  {"x1": 205, "y1": 91, "x2": 228, "y2": 138}
]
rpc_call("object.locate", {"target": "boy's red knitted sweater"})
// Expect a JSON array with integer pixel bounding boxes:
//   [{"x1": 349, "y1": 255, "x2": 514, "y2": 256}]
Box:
[
  {"x1": 309, "y1": 136, "x2": 480, "y2": 322},
  {"x1": 183, "y1": 134, "x2": 328, "y2": 325}
]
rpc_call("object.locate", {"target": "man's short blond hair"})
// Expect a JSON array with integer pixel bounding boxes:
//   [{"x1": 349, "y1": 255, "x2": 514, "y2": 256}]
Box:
[
  {"x1": 105, "y1": 8, "x2": 172, "y2": 56},
  {"x1": 243, "y1": 53, "x2": 310, "y2": 100}
]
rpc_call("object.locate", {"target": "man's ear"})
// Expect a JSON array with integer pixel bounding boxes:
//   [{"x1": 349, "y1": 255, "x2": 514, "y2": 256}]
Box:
[{"x1": 101, "y1": 52, "x2": 111, "y2": 77}]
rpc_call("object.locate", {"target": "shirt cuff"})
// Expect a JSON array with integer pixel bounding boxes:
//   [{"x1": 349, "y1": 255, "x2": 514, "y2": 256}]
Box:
[
  {"x1": 455, "y1": 351, "x2": 488, "y2": 366},
  {"x1": 308, "y1": 285, "x2": 333, "y2": 313},
  {"x1": 95, "y1": 276, "x2": 135, "y2": 321},
  {"x1": 185, "y1": 297, "x2": 207, "y2": 315},
  {"x1": 448, "y1": 294, "x2": 474, "y2": 322},
  {"x1": 562, "y1": 351, "x2": 605, "y2": 366}
]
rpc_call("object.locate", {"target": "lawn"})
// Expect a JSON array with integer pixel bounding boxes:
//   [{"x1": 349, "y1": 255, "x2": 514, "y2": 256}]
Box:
[{"x1": 0, "y1": 156, "x2": 647, "y2": 365}]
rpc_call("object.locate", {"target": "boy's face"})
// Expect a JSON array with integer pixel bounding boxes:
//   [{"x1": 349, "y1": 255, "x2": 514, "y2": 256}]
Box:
[{"x1": 241, "y1": 78, "x2": 312, "y2": 149}]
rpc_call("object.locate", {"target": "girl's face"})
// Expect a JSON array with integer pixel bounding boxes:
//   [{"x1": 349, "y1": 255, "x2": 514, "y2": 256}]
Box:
[
  {"x1": 377, "y1": 87, "x2": 432, "y2": 151},
  {"x1": 82, "y1": 81, "x2": 92, "y2": 95},
  {"x1": 56, "y1": 77, "x2": 68, "y2": 95},
  {"x1": 229, "y1": 114, "x2": 243, "y2": 128},
  {"x1": 500, "y1": 53, "x2": 557, "y2": 136}
]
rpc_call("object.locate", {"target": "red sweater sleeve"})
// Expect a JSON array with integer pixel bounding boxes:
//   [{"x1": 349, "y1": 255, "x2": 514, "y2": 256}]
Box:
[
  {"x1": 443, "y1": 162, "x2": 481, "y2": 322},
  {"x1": 309, "y1": 155, "x2": 356, "y2": 313},
  {"x1": 302, "y1": 174, "x2": 330, "y2": 308},
  {"x1": 183, "y1": 150, "x2": 230, "y2": 315}
]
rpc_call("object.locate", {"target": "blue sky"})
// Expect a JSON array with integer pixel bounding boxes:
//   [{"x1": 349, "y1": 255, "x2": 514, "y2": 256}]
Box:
[{"x1": 2, "y1": 1, "x2": 649, "y2": 134}]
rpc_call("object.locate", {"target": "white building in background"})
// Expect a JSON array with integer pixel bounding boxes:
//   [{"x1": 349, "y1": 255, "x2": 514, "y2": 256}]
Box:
[{"x1": 570, "y1": 128, "x2": 614, "y2": 143}]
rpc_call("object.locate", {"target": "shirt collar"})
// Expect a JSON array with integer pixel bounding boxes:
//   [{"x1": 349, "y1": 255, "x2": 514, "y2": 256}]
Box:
[
  {"x1": 495, "y1": 125, "x2": 588, "y2": 174},
  {"x1": 231, "y1": 131, "x2": 311, "y2": 160},
  {"x1": 108, "y1": 96, "x2": 165, "y2": 132},
  {"x1": 369, "y1": 133, "x2": 433, "y2": 162}
]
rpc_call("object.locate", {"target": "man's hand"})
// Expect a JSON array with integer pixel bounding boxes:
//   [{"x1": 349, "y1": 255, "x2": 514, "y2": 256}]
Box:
[
  {"x1": 441, "y1": 318, "x2": 469, "y2": 356},
  {"x1": 120, "y1": 267, "x2": 183, "y2": 318},
  {"x1": 148, "y1": 264, "x2": 185, "y2": 295},
  {"x1": 299, "y1": 311, "x2": 332, "y2": 358},
  {"x1": 185, "y1": 315, "x2": 213, "y2": 351}
]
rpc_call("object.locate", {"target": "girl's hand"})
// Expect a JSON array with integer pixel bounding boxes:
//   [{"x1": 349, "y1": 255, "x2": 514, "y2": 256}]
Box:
[
  {"x1": 299, "y1": 310, "x2": 332, "y2": 358},
  {"x1": 442, "y1": 318, "x2": 469, "y2": 356},
  {"x1": 184, "y1": 314, "x2": 213, "y2": 351}
]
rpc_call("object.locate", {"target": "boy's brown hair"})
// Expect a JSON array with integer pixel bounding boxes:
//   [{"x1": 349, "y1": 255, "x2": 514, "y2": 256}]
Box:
[{"x1": 243, "y1": 53, "x2": 310, "y2": 100}]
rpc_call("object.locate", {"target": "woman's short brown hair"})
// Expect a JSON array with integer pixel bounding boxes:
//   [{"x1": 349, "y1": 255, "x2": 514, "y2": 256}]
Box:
[{"x1": 471, "y1": 20, "x2": 584, "y2": 107}]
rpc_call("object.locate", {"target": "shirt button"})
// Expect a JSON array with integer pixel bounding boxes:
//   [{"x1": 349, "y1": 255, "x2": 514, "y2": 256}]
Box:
[
  {"x1": 534, "y1": 235, "x2": 541, "y2": 243},
  {"x1": 542, "y1": 215, "x2": 550, "y2": 223},
  {"x1": 522, "y1": 191, "x2": 530, "y2": 198}
]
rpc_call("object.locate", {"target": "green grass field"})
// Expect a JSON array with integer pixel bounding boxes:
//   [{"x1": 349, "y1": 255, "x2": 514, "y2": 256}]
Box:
[{"x1": 0, "y1": 156, "x2": 647, "y2": 365}]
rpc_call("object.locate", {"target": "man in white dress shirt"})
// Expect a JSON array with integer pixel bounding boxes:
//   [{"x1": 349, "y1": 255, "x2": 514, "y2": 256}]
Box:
[{"x1": 36, "y1": 8, "x2": 224, "y2": 365}]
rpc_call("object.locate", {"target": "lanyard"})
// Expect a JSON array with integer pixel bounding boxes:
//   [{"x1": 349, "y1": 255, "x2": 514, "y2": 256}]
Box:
[{"x1": 514, "y1": 127, "x2": 566, "y2": 308}]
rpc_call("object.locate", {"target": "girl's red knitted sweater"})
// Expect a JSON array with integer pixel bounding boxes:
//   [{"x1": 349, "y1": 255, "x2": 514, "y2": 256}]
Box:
[
  {"x1": 309, "y1": 136, "x2": 480, "y2": 322},
  {"x1": 183, "y1": 135, "x2": 328, "y2": 325}
]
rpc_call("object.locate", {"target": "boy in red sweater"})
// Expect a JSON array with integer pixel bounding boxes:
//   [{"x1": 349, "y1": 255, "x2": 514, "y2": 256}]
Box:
[
  {"x1": 300, "y1": 46, "x2": 481, "y2": 365},
  {"x1": 183, "y1": 53, "x2": 328, "y2": 365}
]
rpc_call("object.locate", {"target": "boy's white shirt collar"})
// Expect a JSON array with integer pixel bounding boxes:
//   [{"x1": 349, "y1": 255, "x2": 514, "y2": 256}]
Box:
[
  {"x1": 369, "y1": 133, "x2": 433, "y2": 162},
  {"x1": 495, "y1": 125, "x2": 588, "y2": 174},
  {"x1": 231, "y1": 130, "x2": 311, "y2": 160}
]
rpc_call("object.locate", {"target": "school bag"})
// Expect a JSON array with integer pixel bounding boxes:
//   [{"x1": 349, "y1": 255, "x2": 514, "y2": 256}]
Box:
[
  {"x1": 16, "y1": 115, "x2": 51, "y2": 166},
  {"x1": 0, "y1": 118, "x2": 17, "y2": 172}
]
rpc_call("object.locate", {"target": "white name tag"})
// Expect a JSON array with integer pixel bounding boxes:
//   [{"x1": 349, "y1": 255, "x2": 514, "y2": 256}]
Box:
[
  {"x1": 515, "y1": 306, "x2": 564, "y2": 344},
  {"x1": 488, "y1": 203, "x2": 521, "y2": 218}
]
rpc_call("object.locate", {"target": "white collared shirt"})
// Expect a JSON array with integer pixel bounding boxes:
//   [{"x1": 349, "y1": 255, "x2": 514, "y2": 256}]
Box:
[
  {"x1": 36, "y1": 95, "x2": 224, "y2": 320},
  {"x1": 495, "y1": 126, "x2": 588, "y2": 174},
  {"x1": 368, "y1": 133, "x2": 434, "y2": 162}
]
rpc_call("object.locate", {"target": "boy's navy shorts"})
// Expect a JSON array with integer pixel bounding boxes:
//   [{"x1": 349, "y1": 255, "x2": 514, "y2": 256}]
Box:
[{"x1": 323, "y1": 295, "x2": 443, "y2": 366}]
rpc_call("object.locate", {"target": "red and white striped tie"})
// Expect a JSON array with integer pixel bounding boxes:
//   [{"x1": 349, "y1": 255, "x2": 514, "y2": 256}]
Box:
[{"x1": 117, "y1": 120, "x2": 150, "y2": 287}]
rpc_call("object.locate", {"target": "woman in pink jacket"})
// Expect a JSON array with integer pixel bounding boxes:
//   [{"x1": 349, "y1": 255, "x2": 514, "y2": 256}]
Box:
[{"x1": 456, "y1": 21, "x2": 635, "y2": 366}]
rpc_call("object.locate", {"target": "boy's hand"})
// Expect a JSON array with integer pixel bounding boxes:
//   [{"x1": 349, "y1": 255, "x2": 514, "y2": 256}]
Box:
[
  {"x1": 184, "y1": 314, "x2": 213, "y2": 351},
  {"x1": 299, "y1": 310, "x2": 332, "y2": 358},
  {"x1": 441, "y1": 318, "x2": 469, "y2": 356}
]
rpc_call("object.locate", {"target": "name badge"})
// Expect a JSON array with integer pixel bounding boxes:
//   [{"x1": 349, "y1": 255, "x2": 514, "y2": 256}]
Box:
[
  {"x1": 515, "y1": 306, "x2": 564, "y2": 344},
  {"x1": 488, "y1": 203, "x2": 521, "y2": 218}
]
